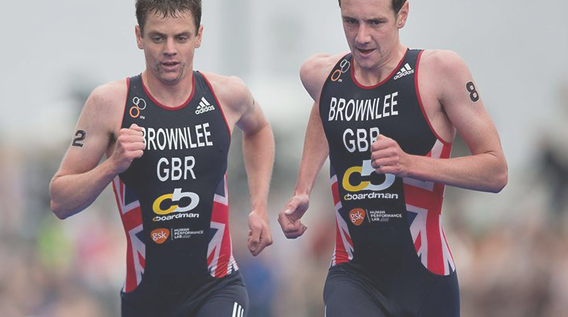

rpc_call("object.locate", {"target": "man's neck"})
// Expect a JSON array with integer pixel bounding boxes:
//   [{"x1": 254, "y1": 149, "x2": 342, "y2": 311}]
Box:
[
  {"x1": 141, "y1": 69, "x2": 194, "y2": 108},
  {"x1": 353, "y1": 44, "x2": 407, "y2": 86}
]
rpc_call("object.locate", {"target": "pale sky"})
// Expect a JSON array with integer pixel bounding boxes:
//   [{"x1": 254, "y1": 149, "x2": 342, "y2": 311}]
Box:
[{"x1": 2, "y1": 0, "x2": 568, "y2": 174}]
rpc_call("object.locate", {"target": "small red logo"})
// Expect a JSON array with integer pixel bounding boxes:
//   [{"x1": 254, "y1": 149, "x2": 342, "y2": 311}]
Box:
[
  {"x1": 349, "y1": 208, "x2": 366, "y2": 226},
  {"x1": 151, "y1": 228, "x2": 170, "y2": 244}
]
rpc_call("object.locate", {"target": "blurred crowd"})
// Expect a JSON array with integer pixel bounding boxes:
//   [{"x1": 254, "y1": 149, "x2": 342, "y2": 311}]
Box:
[{"x1": 1, "y1": 85, "x2": 568, "y2": 317}]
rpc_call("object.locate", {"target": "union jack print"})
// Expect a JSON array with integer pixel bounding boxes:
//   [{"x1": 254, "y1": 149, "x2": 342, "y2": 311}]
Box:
[
  {"x1": 330, "y1": 166, "x2": 354, "y2": 266},
  {"x1": 404, "y1": 139, "x2": 455, "y2": 275},
  {"x1": 112, "y1": 177, "x2": 146, "y2": 292},
  {"x1": 207, "y1": 174, "x2": 238, "y2": 278}
]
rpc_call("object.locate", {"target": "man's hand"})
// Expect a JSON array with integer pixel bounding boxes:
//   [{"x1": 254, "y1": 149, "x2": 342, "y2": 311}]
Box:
[
  {"x1": 109, "y1": 124, "x2": 145, "y2": 174},
  {"x1": 370, "y1": 135, "x2": 410, "y2": 177},
  {"x1": 248, "y1": 211, "x2": 273, "y2": 256},
  {"x1": 278, "y1": 194, "x2": 309, "y2": 239}
]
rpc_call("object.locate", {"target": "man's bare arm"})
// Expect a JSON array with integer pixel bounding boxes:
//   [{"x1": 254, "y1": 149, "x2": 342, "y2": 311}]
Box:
[
  {"x1": 49, "y1": 81, "x2": 145, "y2": 218},
  {"x1": 371, "y1": 51, "x2": 508, "y2": 192}
]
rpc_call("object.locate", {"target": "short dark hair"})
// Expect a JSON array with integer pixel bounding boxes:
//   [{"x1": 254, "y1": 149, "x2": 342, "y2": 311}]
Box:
[
  {"x1": 136, "y1": 0, "x2": 202, "y2": 34},
  {"x1": 338, "y1": 0, "x2": 407, "y2": 15}
]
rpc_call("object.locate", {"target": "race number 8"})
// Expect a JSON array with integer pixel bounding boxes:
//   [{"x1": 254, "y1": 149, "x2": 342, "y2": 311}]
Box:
[{"x1": 466, "y1": 82, "x2": 479, "y2": 102}]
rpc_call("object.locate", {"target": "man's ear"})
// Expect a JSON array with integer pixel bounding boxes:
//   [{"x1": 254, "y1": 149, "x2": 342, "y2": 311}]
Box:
[
  {"x1": 135, "y1": 25, "x2": 144, "y2": 49},
  {"x1": 397, "y1": 2, "x2": 409, "y2": 29},
  {"x1": 195, "y1": 25, "x2": 204, "y2": 48}
]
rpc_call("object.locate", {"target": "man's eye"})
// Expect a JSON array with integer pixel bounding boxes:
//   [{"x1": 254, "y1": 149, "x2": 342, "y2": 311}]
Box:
[{"x1": 152, "y1": 36, "x2": 163, "y2": 42}]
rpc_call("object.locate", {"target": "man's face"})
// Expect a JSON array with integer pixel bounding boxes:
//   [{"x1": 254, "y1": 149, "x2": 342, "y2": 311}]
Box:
[
  {"x1": 136, "y1": 11, "x2": 203, "y2": 85},
  {"x1": 341, "y1": 0, "x2": 407, "y2": 70}
]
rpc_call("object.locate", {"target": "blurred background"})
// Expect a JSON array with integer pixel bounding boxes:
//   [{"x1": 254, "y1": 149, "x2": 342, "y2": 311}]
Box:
[{"x1": 1, "y1": 0, "x2": 568, "y2": 316}]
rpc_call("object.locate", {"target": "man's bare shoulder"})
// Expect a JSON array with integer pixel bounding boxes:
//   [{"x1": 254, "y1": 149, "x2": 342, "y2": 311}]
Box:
[
  {"x1": 200, "y1": 72, "x2": 251, "y2": 111},
  {"x1": 79, "y1": 78, "x2": 129, "y2": 135},
  {"x1": 420, "y1": 50, "x2": 468, "y2": 76},
  {"x1": 87, "y1": 79, "x2": 129, "y2": 111},
  {"x1": 300, "y1": 53, "x2": 347, "y2": 101},
  {"x1": 300, "y1": 53, "x2": 346, "y2": 83}
]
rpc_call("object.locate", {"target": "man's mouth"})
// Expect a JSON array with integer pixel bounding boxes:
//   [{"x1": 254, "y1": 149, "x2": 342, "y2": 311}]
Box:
[
  {"x1": 161, "y1": 61, "x2": 180, "y2": 70},
  {"x1": 358, "y1": 48, "x2": 375, "y2": 56}
]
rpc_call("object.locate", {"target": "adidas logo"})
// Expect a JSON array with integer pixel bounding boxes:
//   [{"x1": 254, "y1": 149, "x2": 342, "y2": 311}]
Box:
[
  {"x1": 393, "y1": 63, "x2": 414, "y2": 80},
  {"x1": 195, "y1": 97, "x2": 215, "y2": 115}
]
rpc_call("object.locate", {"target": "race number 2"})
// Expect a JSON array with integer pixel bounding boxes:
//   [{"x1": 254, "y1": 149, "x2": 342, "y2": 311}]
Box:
[{"x1": 72, "y1": 130, "x2": 86, "y2": 147}]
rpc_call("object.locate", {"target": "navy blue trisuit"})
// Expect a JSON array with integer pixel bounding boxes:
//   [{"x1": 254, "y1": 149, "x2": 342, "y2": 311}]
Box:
[
  {"x1": 113, "y1": 72, "x2": 248, "y2": 317},
  {"x1": 319, "y1": 49, "x2": 460, "y2": 317}
]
